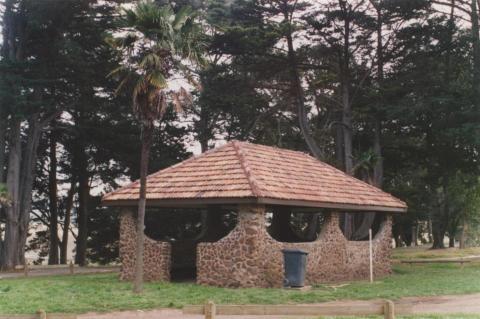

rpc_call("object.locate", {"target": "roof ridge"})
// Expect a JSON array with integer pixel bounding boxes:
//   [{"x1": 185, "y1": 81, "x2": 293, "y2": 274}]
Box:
[
  {"x1": 236, "y1": 140, "x2": 311, "y2": 156},
  {"x1": 232, "y1": 140, "x2": 263, "y2": 197}
]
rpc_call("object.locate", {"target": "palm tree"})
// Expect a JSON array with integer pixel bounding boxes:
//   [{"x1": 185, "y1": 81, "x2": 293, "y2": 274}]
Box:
[{"x1": 108, "y1": 1, "x2": 205, "y2": 293}]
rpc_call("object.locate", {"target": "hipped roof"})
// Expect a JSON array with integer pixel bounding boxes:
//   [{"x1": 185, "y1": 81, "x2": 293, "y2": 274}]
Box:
[{"x1": 102, "y1": 141, "x2": 407, "y2": 212}]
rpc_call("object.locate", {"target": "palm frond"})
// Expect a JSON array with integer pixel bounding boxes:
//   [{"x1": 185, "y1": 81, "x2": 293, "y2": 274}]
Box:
[
  {"x1": 109, "y1": 0, "x2": 206, "y2": 124},
  {"x1": 147, "y1": 70, "x2": 167, "y2": 89},
  {"x1": 139, "y1": 53, "x2": 163, "y2": 70},
  {"x1": 172, "y1": 6, "x2": 193, "y2": 31}
]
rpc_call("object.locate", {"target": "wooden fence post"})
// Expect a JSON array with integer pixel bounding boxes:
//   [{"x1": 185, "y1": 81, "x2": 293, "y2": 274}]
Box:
[
  {"x1": 36, "y1": 309, "x2": 47, "y2": 319},
  {"x1": 384, "y1": 300, "x2": 395, "y2": 319},
  {"x1": 205, "y1": 300, "x2": 216, "y2": 319},
  {"x1": 24, "y1": 262, "x2": 29, "y2": 277},
  {"x1": 369, "y1": 228, "x2": 373, "y2": 283},
  {"x1": 69, "y1": 260, "x2": 74, "y2": 275}
]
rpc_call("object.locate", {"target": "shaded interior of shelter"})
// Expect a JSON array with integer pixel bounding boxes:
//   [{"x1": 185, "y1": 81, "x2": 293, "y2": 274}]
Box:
[
  {"x1": 144, "y1": 205, "x2": 386, "y2": 282},
  {"x1": 339, "y1": 212, "x2": 386, "y2": 241},
  {"x1": 267, "y1": 207, "x2": 385, "y2": 242},
  {"x1": 144, "y1": 207, "x2": 237, "y2": 282}
]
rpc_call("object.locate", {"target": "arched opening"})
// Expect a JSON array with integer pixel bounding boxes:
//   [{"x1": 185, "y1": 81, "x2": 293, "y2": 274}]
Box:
[
  {"x1": 144, "y1": 206, "x2": 237, "y2": 281},
  {"x1": 266, "y1": 206, "x2": 327, "y2": 242},
  {"x1": 339, "y1": 212, "x2": 386, "y2": 241}
]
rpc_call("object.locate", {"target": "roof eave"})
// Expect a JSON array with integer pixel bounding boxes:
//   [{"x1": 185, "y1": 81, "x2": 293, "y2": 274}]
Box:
[
  {"x1": 101, "y1": 196, "x2": 407, "y2": 213},
  {"x1": 256, "y1": 197, "x2": 407, "y2": 213}
]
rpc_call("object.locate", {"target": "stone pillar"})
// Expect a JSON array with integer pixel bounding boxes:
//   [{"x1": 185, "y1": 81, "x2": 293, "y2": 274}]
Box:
[
  {"x1": 372, "y1": 214, "x2": 393, "y2": 276},
  {"x1": 119, "y1": 209, "x2": 135, "y2": 281},
  {"x1": 344, "y1": 213, "x2": 393, "y2": 280},
  {"x1": 119, "y1": 208, "x2": 171, "y2": 282},
  {"x1": 235, "y1": 204, "x2": 268, "y2": 287},
  {"x1": 197, "y1": 204, "x2": 269, "y2": 287}
]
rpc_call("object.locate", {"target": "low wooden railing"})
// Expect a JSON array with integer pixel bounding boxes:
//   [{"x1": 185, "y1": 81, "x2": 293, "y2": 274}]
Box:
[
  {"x1": 0, "y1": 310, "x2": 76, "y2": 319},
  {"x1": 14, "y1": 261, "x2": 77, "y2": 276},
  {"x1": 400, "y1": 257, "x2": 472, "y2": 268},
  {"x1": 184, "y1": 299, "x2": 406, "y2": 319},
  {"x1": 5, "y1": 262, "x2": 119, "y2": 278}
]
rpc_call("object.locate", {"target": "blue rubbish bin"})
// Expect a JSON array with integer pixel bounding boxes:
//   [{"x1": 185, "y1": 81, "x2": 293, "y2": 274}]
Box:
[{"x1": 281, "y1": 248, "x2": 308, "y2": 287}]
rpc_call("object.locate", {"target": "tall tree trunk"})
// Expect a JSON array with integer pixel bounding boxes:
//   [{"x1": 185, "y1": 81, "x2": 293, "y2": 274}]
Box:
[
  {"x1": 269, "y1": 207, "x2": 300, "y2": 242},
  {"x1": 134, "y1": 124, "x2": 153, "y2": 293},
  {"x1": 0, "y1": 116, "x2": 7, "y2": 183},
  {"x1": 2, "y1": 119, "x2": 22, "y2": 269},
  {"x1": 60, "y1": 179, "x2": 75, "y2": 264},
  {"x1": 428, "y1": 218, "x2": 433, "y2": 243},
  {"x1": 1, "y1": 0, "x2": 46, "y2": 267},
  {"x1": 372, "y1": 3, "x2": 384, "y2": 188},
  {"x1": 0, "y1": 0, "x2": 9, "y2": 183},
  {"x1": 339, "y1": 8, "x2": 355, "y2": 239},
  {"x1": 283, "y1": 10, "x2": 324, "y2": 160},
  {"x1": 48, "y1": 129, "x2": 59, "y2": 264},
  {"x1": 432, "y1": 195, "x2": 447, "y2": 249},
  {"x1": 17, "y1": 114, "x2": 44, "y2": 265},
  {"x1": 75, "y1": 141, "x2": 89, "y2": 266},
  {"x1": 351, "y1": 213, "x2": 376, "y2": 240},
  {"x1": 335, "y1": 115, "x2": 344, "y2": 169},
  {"x1": 282, "y1": 7, "x2": 324, "y2": 234},
  {"x1": 2, "y1": 116, "x2": 55, "y2": 268},
  {"x1": 372, "y1": 119, "x2": 383, "y2": 187},
  {"x1": 449, "y1": 236, "x2": 455, "y2": 248},
  {"x1": 199, "y1": 137, "x2": 209, "y2": 153},
  {"x1": 432, "y1": 228, "x2": 446, "y2": 249},
  {"x1": 412, "y1": 223, "x2": 418, "y2": 246},
  {"x1": 351, "y1": 6, "x2": 385, "y2": 241},
  {"x1": 1, "y1": 0, "x2": 23, "y2": 269},
  {"x1": 472, "y1": 0, "x2": 480, "y2": 105},
  {"x1": 197, "y1": 106, "x2": 212, "y2": 153},
  {"x1": 459, "y1": 219, "x2": 467, "y2": 249},
  {"x1": 445, "y1": 0, "x2": 455, "y2": 84},
  {"x1": 341, "y1": 9, "x2": 353, "y2": 174}
]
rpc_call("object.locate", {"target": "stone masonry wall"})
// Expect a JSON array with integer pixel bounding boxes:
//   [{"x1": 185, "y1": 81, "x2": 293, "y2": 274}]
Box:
[
  {"x1": 197, "y1": 205, "x2": 268, "y2": 287},
  {"x1": 197, "y1": 204, "x2": 392, "y2": 288},
  {"x1": 119, "y1": 209, "x2": 171, "y2": 282}
]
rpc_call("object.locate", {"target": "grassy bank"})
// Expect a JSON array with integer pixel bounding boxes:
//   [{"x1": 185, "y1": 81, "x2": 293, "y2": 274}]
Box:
[
  {"x1": 1, "y1": 263, "x2": 479, "y2": 315},
  {"x1": 392, "y1": 245, "x2": 480, "y2": 260}
]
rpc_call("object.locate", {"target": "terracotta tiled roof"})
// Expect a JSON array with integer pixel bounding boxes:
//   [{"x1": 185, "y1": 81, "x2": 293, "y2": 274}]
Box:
[{"x1": 102, "y1": 141, "x2": 407, "y2": 212}]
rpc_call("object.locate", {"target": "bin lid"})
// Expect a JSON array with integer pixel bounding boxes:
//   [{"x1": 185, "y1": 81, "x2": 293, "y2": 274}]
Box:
[{"x1": 281, "y1": 248, "x2": 308, "y2": 255}]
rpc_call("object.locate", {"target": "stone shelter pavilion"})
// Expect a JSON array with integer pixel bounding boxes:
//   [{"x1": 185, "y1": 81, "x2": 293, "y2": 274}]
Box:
[{"x1": 102, "y1": 140, "x2": 407, "y2": 288}]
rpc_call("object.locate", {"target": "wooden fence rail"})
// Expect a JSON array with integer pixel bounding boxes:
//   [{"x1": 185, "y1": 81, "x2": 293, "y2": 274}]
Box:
[
  {"x1": 5, "y1": 263, "x2": 119, "y2": 278},
  {"x1": 14, "y1": 261, "x2": 77, "y2": 276},
  {"x1": 400, "y1": 258, "x2": 472, "y2": 266},
  {"x1": 0, "y1": 300, "x2": 409, "y2": 319},
  {"x1": 184, "y1": 300, "x2": 406, "y2": 319},
  {"x1": 0, "y1": 310, "x2": 76, "y2": 319}
]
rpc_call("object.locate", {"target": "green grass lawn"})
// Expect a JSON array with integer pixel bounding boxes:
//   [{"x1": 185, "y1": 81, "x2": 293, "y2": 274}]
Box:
[
  {"x1": 1, "y1": 263, "x2": 480, "y2": 315},
  {"x1": 392, "y1": 245, "x2": 480, "y2": 260}
]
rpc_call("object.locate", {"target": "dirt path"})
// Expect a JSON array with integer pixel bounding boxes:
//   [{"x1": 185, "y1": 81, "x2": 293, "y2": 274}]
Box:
[
  {"x1": 398, "y1": 293, "x2": 480, "y2": 314},
  {"x1": 78, "y1": 293, "x2": 480, "y2": 318}
]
